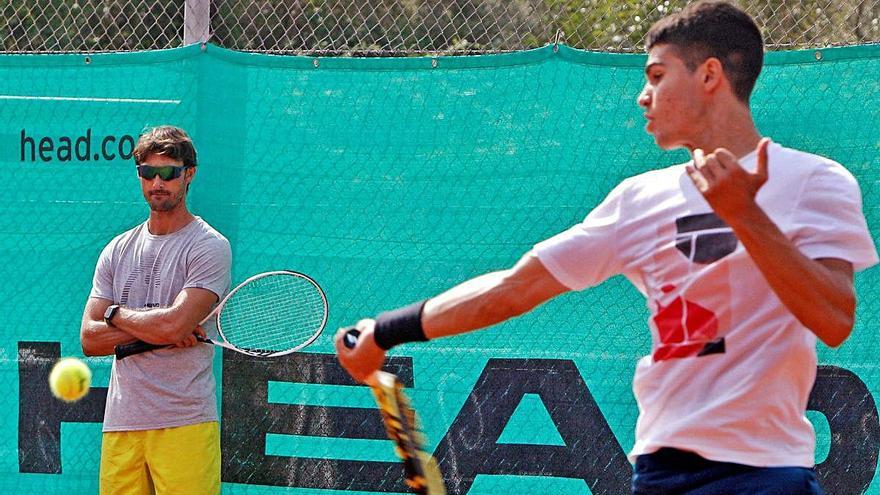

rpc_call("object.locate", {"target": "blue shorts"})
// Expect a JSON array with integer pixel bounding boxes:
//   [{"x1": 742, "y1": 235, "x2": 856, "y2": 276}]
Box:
[{"x1": 632, "y1": 448, "x2": 823, "y2": 495}]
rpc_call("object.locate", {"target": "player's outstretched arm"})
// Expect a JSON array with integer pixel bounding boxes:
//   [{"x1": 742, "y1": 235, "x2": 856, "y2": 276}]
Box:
[
  {"x1": 422, "y1": 252, "x2": 570, "y2": 339},
  {"x1": 335, "y1": 252, "x2": 569, "y2": 382}
]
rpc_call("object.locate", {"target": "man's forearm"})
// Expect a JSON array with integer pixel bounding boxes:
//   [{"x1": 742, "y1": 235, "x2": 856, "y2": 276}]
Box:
[
  {"x1": 81, "y1": 321, "x2": 139, "y2": 356},
  {"x1": 728, "y1": 204, "x2": 855, "y2": 347},
  {"x1": 112, "y1": 306, "x2": 194, "y2": 345},
  {"x1": 423, "y1": 254, "x2": 570, "y2": 340},
  {"x1": 423, "y1": 270, "x2": 523, "y2": 339}
]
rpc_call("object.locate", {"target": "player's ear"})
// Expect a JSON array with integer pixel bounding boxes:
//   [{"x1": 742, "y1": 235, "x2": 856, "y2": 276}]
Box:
[
  {"x1": 185, "y1": 166, "x2": 195, "y2": 192},
  {"x1": 701, "y1": 57, "x2": 724, "y2": 93}
]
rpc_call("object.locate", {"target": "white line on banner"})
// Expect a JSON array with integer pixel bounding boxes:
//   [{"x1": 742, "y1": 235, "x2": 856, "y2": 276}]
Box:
[{"x1": 0, "y1": 95, "x2": 180, "y2": 104}]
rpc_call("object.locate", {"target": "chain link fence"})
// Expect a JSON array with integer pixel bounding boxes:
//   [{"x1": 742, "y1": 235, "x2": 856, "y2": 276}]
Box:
[
  {"x1": 0, "y1": 0, "x2": 880, "y2": 55},
  {"x1": 3, "y1": 1, "x2": 880, "y2": 54}
]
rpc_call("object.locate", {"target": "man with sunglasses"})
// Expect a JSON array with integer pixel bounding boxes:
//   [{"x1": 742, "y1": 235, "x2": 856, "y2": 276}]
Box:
[{"x1": 80, "y1": 125, "x2": 231, "y2": 494}]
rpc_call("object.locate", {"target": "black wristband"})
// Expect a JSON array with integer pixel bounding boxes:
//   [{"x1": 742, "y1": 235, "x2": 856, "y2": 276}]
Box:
[{"x1": 373, "y1": 300, "x2": 429, "y2": 350}]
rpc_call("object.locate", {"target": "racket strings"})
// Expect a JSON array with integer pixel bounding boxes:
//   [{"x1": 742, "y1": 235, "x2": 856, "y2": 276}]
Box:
[{"x1": 218, "y1": 273, "x2": 326, "y2": 353}]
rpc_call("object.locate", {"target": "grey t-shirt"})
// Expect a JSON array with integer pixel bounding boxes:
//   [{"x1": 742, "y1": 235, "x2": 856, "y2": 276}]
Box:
[{"x1": 90, "y1": 217, "x2": 231, "y2": 432}]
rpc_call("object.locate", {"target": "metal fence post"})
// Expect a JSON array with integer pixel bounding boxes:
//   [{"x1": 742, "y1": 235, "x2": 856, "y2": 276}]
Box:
[{"x1": 184, "y1": 0, "x2": 211, "y2": 45}]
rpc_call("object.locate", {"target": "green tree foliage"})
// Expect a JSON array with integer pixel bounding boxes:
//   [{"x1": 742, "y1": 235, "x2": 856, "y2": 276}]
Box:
[
  {"x1": 2, "y1": 0, "x2": 182, "y2": 52},
  {"x1": 210, "y1": 0, "x2": 552, "y2": 53}
]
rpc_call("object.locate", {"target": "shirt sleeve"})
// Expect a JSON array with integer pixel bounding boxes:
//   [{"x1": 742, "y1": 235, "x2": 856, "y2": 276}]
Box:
[
  {"x1": 89, "y1": 241, "x2": 116, "y2": 301},
  {"x1": 533, "y1": 180, "x2": 628, "y2": 290},
  {"x1": 184, "y1": 236, "x2": 232, "y2": 300},
  {"x1": 791, "y1": 161, "x2": 878, "y2": 271}
]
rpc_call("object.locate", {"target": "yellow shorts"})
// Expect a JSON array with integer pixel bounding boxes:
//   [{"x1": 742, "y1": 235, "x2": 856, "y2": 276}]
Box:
[{"x1": 99, "y1": 421, "x2": 220, "y2": 495}]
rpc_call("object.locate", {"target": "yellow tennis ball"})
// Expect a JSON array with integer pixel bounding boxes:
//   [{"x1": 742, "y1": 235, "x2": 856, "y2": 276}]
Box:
[{"x1": 49, "y1": 357, "x2": 92, "y2": 403}]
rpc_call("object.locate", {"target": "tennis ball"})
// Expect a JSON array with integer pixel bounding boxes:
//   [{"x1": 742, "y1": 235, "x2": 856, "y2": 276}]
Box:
[{"x1": 49, "y1": 357, "x2": 92, "y2": 403}]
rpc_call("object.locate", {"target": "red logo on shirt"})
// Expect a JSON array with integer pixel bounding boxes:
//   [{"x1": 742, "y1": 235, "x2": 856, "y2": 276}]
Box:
[{"x1": 652, "y1": 284, "x2": 725, "y2": 361}]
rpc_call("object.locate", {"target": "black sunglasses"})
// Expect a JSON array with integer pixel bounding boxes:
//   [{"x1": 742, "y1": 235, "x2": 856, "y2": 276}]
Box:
[{"x1": 136, "y1": 165, "x2": 190, "y2": 181}]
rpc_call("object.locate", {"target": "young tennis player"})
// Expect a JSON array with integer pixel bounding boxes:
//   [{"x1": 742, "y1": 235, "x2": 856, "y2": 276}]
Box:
[{"x1": 336, "y1": 2, "x2": 877, "y2": 492}]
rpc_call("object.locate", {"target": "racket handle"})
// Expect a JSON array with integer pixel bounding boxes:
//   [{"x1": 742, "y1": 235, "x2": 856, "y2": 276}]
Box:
[
  {"x1": 115, "y1": 340, "x2": 167, "y2": 360},
  {"x1": 342, "y1": 328, "x2": 360, "y2": 349}
]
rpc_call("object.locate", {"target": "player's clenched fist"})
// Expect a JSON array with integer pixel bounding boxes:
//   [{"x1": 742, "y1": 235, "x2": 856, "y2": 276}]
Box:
[
  {"x1": 335, "y1": 319, "x2": 387, "y2": 383},
  {"x1": 685, "y1": 137, "x2": 771, "y2": 224}
]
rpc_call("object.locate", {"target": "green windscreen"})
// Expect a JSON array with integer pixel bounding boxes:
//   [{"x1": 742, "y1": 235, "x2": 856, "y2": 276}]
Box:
[{"x1": 1, "y1": 43, "x2": 879, "y2": 494}]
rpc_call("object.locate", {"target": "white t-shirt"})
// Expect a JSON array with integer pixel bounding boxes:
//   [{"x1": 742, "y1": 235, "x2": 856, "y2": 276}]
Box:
[{"x1": 533, "y1": 143, "x2": 877, "y2": 467}]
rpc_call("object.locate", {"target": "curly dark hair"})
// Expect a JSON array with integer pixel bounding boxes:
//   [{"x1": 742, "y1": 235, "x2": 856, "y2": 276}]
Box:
[{"x1": 645, "y1": 1, "x2": 764, "y2": 103}]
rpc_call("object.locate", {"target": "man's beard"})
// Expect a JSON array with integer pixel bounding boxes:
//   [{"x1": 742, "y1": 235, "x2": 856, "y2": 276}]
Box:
[{"x1": 148, "y1": 190, "x2": 184, "y2": 211}]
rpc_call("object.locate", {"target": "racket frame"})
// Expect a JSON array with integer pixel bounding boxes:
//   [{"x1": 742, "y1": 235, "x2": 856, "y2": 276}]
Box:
[
  {"x1": 212, "y1": 270, "x2": 328, "y2": 357},
  {"x1": 342, "y1": 328, "x2": 446, "y2": 494}
]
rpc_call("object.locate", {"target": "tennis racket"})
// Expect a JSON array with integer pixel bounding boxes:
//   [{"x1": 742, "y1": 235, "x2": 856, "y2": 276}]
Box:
[
  {"x1": 343, "y1": 329, "x2": 446, "y2": 495},
  {"x1": 115, "y1": 270, "x2": 328, "y2": 360}
]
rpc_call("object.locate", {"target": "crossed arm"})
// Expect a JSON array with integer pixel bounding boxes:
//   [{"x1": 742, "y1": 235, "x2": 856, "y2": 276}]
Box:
[{"x1": 80, "y1": 287, "x2": 218, "y2": 356}]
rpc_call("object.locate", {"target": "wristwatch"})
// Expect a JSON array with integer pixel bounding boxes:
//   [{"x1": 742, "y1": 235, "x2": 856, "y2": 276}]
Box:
[{"x1": 104, "y1": 304, "x2": 120, "y2": 327}]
